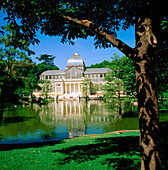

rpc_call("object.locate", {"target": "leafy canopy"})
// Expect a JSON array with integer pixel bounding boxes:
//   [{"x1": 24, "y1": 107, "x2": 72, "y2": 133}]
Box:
[
  {"x1": 0, "y1": 0, "x2": 167, "y2": 49},
  {"x1": 0, "y1": 25, "x2": 59, "y2": 103},
  {"x1": 36, "y1": 54, "x2": 56, "y2": 66}
]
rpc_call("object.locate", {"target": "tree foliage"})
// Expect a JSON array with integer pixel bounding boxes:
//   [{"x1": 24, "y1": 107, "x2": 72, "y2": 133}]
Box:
[
  {"x1": 36, "y1": 54, "x2": 59, "y2": 79},
  {"x1": 0, "y1": 1, "x2": 166, "y2": 49},
  {"x1": 1, "y1": 0, "x2": 168, "y2": 169},
  {"x1": 0, "y1": 25, "x2": 59, "y2": 104},
  {"x1": 118, "y1": 56, "x2": 136, "y2": 97},
  {"x1": 88, "y1": 55, "x2": 136, "y2": 97},
  {"x1": 87, "y1": 60, "x2": 111, "y2": 69},
  {"x1": 82, "y1": 78, "x2": 91, "y2": 99},
  {"x1": 36, "y1": 54, "x2": 56, "y2": 66},
  {"x1": 104, "y1": 54, "x2": 125, "y2": 99},
  {"x1": 0, "y1": 25, "x2": 35, "y2": 103}
]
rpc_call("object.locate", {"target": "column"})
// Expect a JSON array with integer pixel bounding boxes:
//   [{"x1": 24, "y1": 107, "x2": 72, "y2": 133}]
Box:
[
  {"x1": 65, "y1": 83, "x2": 67, "y2": 94},
  {"x1": 78, "y1": 83, "x2": 80, "y2": 93},
  {"x1": 70, "y1": 83, "x2": 72, "y2": 94},
  {"x1": 74, "y1": 83, "x2": 76, "y2": 94},
  {"x1": 61, "y1": 83, "x2": 63, "y2": 94},
  {"x1": 69, "y1": 102, "x2": 72, "y2": 115},
  {"x1": 55, "y1": 84, "x2": 57, "y2": 94}
]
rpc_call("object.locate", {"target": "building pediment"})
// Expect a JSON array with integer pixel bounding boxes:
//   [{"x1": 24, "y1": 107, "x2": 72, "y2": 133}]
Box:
[
  {"x1": 65, "y1": 66, "x2": 82, "y2": 73},
  {"x1": 65, "y1": 66, "x2": 83, "y2": 79}
]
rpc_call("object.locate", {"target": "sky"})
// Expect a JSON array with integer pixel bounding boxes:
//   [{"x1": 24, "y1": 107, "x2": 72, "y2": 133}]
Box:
[{"x1": 0, "y1": 11, "x2": 135, "y2": 70}]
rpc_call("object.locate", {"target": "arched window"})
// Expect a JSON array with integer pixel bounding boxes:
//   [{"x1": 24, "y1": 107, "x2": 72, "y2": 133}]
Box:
[{"x1": 65, "y1": 67, "x2": 82, "y2": 79}]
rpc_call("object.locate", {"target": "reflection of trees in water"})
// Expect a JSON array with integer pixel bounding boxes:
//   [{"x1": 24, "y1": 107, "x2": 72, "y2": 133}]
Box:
[
  {"x1": 0, "y1": 105, "x2": 50, "y2": 142},
  {"x1": 0, "y1": 101, "x2": 139, "y2": 143},
  {"x1": 32, "y1": 100, "x2": 139, "y2": 138},
  {"x1": 37, "y1": 101, "x2": 117, "y2": 124},
  {"x1": 105, "y1": 100, "x2": 138, "y2": 118},
  {"x1": 36, "y1": 101, "x2": 119, "y2": 137},
  {"x1": 105, "y1": 99, "x2": 123, "y2": 119},
  {"x1": 123, "y1": 101, "x2": 138, "y2": 118}
]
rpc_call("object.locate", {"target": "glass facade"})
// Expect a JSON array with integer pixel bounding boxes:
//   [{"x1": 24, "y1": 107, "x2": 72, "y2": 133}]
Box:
[
  {"x1": 37, "y1": 53, "x2": 112, "y2": 97},
  {"x1": 65, "y1": 67, "x2": 82, "y2": 79}
]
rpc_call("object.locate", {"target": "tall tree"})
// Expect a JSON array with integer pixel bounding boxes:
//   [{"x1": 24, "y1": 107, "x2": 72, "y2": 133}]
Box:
[
  {"x1": 14, "y1": 60, "x2": 39, "y2": 100},
  {"x1": 36, "y1": 54, "x2": 56, "y2": 66},
  {"x1": 1, "y1": 1, "x2": 167, "y2": 169},
  {"x1": 0, "y1": 24, "x2": 35, "y2": 125},
  {"x1": 36, "y1": 54, "x2": 59, "y2": 78},
  {"x1": 87, "y1": 60, "x2": 111, "y2": 69},
  {"x1": 104, "y1": 54, "x2": 125, "y2": 117},
  {"x1": 118, "y1": 56, "x2": 136, "y2": 97},
  {"x1": 154, "y1": 23, "x2": 168, "y2": 110},
  {"x1": 87, "y1": 56, "x2": 136, "y2": 97},
  {"x1": 82, "y1": 78, "x2": 91, "y2": 101}
]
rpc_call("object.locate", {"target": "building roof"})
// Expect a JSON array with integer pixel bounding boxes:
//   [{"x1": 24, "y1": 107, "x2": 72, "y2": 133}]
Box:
[
  {"x1": 40, "y1": 53, "x2": 111, "y2": 76},
  {"x1": 84, "y1": 68, "x2": 111, "y2": 74},
  {"x1": 66, "y1": 53, "x2": 85, "y2": 67},
  {"x1": 41, "y1": 70, "x2": 65, "y2": 75},
  {"x1": 41, "y1": 68, "x2": 111, "y2": 76}
]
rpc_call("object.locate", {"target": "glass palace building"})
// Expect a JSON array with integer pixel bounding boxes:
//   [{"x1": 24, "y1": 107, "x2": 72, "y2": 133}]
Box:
[{"x1": 34, "y1": 53, "x2": 111, "y2": 100}]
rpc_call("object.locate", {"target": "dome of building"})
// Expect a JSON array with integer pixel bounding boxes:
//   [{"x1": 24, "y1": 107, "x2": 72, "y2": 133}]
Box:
[{"x1": 66, "y1": 53, "x2": 85, "y2": 67}]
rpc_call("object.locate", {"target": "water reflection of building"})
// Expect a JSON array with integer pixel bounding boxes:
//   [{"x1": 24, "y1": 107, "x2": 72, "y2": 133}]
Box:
[
  {"x1": 33, "y1": 53, "x2": 111, "y2": 100},
  {"x1": 34, "y1": 101, "x2": 117, "y2": 137},
  {"x1": 0, "y1": 101, "x2": 138, "y2": 143}
]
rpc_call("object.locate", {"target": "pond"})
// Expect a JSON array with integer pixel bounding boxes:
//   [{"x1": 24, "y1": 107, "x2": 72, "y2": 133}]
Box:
[{"x1": 0, "y1": 100, "x2": 139, "y2": 144}]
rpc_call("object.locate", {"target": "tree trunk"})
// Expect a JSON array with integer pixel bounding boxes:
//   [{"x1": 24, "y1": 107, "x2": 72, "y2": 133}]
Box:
[
  {"x1": 135, "y1": 4, "x2": 161, "y2": 168},
  {"x1": 135, "y1": 56, "x2": 161, "y2": 169},
  {"x1": 0, "y1": 101, "x2": 4, "y2": 126},
  {"x1": 0, "y1": 86, "x2": 5, "y2": 126}
]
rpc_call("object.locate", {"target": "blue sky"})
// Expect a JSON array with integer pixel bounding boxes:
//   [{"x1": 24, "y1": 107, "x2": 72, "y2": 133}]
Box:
[{"x1": 0, "y1": 11, "x2": 135, "y2": 70}]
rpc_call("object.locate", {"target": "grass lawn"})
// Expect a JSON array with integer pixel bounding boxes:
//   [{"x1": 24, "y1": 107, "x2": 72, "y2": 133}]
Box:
[
  {"x1": 0, "y1": 122, "x2": 168, "y2": 170},
  {"x1": 0, "y1": 131, "x2": 140, "y2": 170}
]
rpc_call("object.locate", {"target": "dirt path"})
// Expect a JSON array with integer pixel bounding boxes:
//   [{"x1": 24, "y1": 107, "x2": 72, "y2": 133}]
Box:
[{"x1": 68, "y1": 130, "x2": 140, "y2": 139}]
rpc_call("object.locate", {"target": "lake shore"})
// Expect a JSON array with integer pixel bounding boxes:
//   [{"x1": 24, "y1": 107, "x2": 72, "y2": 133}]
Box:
[
  {"x1": 0, "y1": 125, "x2": 168, "y2": 169},
  {"x1": 0, "y1": 130, "x2": 141, "y2": 169}
]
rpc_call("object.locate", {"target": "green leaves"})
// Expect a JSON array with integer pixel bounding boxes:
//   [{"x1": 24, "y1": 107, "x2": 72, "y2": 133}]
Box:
[
  {"x1": 0, "y1": 0, "x2": 137, "y2": 48},
  {"x1": 0, "y1": 25, "x2": 38, "y2": 103},
  {"x1": 36, "y1": 54, "x2": 57, "y2": 67},
  {"x1": 102, "y1": 54, "x2": 136, "y2": 101},
  {"x1": 0, "y1": 0, "x2": 167, "y2": 50},
  {"x1": 160, "y1": 20, "x2": 168, "y2": 30}
]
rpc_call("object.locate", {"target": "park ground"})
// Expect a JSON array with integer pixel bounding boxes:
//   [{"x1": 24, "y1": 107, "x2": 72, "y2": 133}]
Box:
[{"x1": 0, "y1": 122, "x2": 168, "y2": 170}]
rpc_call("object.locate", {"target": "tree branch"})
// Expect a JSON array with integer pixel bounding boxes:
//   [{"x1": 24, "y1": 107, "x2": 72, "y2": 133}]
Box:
[{"x1": 63, "y1": 15, "x2": 134, "y2": 60}]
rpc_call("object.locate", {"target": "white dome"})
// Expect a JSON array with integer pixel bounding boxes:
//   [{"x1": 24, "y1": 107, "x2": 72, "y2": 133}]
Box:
[{"x1": 66, "y1": 53, "x2": 85, "y2": 67}]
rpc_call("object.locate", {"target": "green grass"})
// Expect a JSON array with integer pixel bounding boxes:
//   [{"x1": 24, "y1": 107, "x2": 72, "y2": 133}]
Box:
[
  {"x1": 0, "y1": 131, "x2": 140, "y2": 170},
  {"x1": 0, "y1": 121, "x2": 168, "y2": 170}
]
